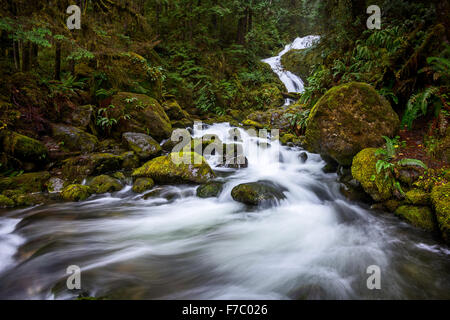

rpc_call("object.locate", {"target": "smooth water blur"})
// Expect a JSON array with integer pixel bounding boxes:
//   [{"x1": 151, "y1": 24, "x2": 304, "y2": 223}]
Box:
[
  {"x1": 262, "y1": 35, "x2": 320, "y2": 102},
  {"x1": 0, "y1": 36, "x2": 449, "y2": 299},
  {"x1": 0, "y1": 122, "x2": 449, "y2": 300}
]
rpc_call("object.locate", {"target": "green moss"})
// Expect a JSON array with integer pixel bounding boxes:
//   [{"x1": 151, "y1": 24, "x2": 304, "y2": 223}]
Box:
[
  {"x1": 61, "y1": 184, "x2": 92, "y2": 202},
  {"x1": 431, "y1": 183, "x2": 450, "y2": 243},
  {"x1": 110, "y1": 92, "x2": 172, "y2": 140},
  {"x1": 196, "y1": 182, "x2": 223, "y2": 198},
  {"x1": 88, "y1": 175, "x2": 123, "y2": 194},
  {"x1": 405, "y1": 189, "x2": 430, "y2": 205},
  {"x1": 305, "y1": 82, "x2": 399, "y2": 165},
  {"x1": 280, "y1": 133, "x2": 296, "y2": 145},
  {"x1": 2, "y1": 131, "x2": 48, "y2": 163},
  {"x1": 132, "y1": 177, "x2": 155, "y2": 193},
  {"x1": 242, "y1": 119, "x2": 264, "y2": 129},
  {"x1": 51, "y1": 124, "x2": 98, "y2": 153},
  {"x1": 132, "y1": 152, "x2": 215, "y2": 184},
  {"x1": 0, "y1": 194, "x2": 14, "y2": 208},
  {"x1": 231, "y1": 181, "x2": 286, "y2": 206},
  {"x1": 120, "y1": 151, "x2": 140, "y2": 170},
  {"x1": 351, "y1": 148, "x2": 393, "y2": 201},
  {"x1": 61, "y1": 153, "x2": 123, "y2": 183},
  {"x1": 394, "y1": 205, "x2": 437, "y2": 231},
  {"x1": 0, "y1": 171, "x2": 50, "y2": 193}
]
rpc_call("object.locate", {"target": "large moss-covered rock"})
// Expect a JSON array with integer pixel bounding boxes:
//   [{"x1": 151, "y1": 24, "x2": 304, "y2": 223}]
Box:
[
  {"x1": 110, "y1": 92, "x2": 172, "y2": 141},
  {"x1": 431, "y1": 183, "x2": 450, "y2": 243},
  {"x1": 61, "y1": 153, "x2": 122, "y2": 183},
  {"x1": 88, "y1": 175, "x2": 123, "y2": 194},
  {"x1": 61, "y1": 184, "x2": 92, "y2": 202},
  {"x1": 132, "y1": 152, "x2": 215, "y2": 184},
  {"x1": 196, "y1": 182, "x2": 223, "y2": 198},
  {"x1": 394, "y1": 205, "x2": 437, "y2": 231},
  {"x1": 122, "y1": 132, "x2": 161, "y2": 160},
  {"x1": 231, "y1": 181, "x2": 286, "y2": 206},
  {"x1": 132, "y1": 177, "x2": 155, "y2": 193},
  {"x1": 305, "y1": 82, "x2": 400, "y2": 166},
  {"x1": 351, "y1": 148, "x2": 393, "y2": 201},
  {"x1": 2, "y1": 131, "x2": 48, "y2": 163},
  {"x1": 51, "y1": 123, "x2": 98, "y2": 153},
  {"x1": 0, "y1": 171, "x2": 50, "y2": 193}
]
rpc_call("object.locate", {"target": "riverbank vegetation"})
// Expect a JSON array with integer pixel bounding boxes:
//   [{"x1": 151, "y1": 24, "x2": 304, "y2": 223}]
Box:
[{"x1": 0, "y1": 1, "x2": 449, "y2": 244}]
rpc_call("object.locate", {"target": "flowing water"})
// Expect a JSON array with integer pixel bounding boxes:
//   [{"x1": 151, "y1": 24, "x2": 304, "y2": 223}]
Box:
[{"x1": 0, "y1": 37, "x2": 449, "y2": 300}]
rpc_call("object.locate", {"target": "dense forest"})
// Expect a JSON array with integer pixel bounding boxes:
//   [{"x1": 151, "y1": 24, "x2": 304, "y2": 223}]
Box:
[{"x1": 0, "y1": 0, "x2": 449, "y2": 300}]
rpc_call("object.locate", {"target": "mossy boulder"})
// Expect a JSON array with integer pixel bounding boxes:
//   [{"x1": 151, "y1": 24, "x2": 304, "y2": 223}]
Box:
[
  {"x1": 110, "y1": 92, "x2": 172, "y2": 141},
  {"x1": 122, "y1": 132, "x2": 161, "y2": 160},
  {"x1": 196, "y1": 182, "x2": 223, "y2": 198},
  {"x1": 0, "y1": 194, "x2": 14, "y2": 208},
  {"x1": 431, "y1": 183, "x2": 450, "y2": 243},
  {"x1": 405, "y1": 189, "x2": 430, "y2": 205},
  {"x1": 1, "y1": 189, "x2": 49, "y2": 207},
  {"x1": 51, "y1": 123, "x2": 98, "y2": 153},
  {"x1": 88, "y1": 175, "x2": 123, "y2": 194},
  {"x1": 132, "y1": 152, "x2": 215, "y2": 184},
  {"x1": 2, "y1": 131, "x2": 48, "y2": 164},
  {"x1": 120, "y1": 151, "x2": 140, "y2": 170},
  {"x1": 351, "y1": 148, "x2": 393, "y2": 201},
  {"x1": 61, "y1": 153, "x2": 123, "y2": 183},
  {"x1": 394, "y1": 205, "x2": 437, "y2": 231},
  {"x1": 61, "y1": 184, "x2": 92, "y2": 202},
  {"x1": 280, "y1": 133, "x2": 297, "y2": 145},
  {"x1": 242, "y1": 119, "x2": 264, "y2": 129},
  {"x1": 305, "y1": 82, "x2": 400, "y2": 166},
  {"x1": 162, "y1": 99, "x2": 190, "y2": 120},
  {"x1": 132, "y1": 177, "x2": 155, "y2": 193},
  {"x1": 0, "y1": 171, "x2": 50, "y2": 193},
  {"x1": 231, "y1": 181, "x2": 286, "y2": 206}
]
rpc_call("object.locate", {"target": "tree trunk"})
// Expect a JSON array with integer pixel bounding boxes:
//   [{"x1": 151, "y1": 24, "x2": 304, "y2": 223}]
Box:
[
  {"x1": 13, "y1": 40, "x2": 20, "y2": 70},
  {"x1": 21, "y1": 42, "x2": 30, "y2": 72}
]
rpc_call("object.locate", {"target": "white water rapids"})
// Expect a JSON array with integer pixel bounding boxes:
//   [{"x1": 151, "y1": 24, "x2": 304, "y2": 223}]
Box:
[{"x1": 0, "y1": 36, "x2": 449, "y2": 299}]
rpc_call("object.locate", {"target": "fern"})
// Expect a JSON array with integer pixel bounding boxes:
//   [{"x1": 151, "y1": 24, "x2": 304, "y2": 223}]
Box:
[
  {"x1": 402, "y1": 87, "x2": 440, "y2": 129},
  {"x1": 397, "y1": 158, "x2": 428, "y2": 169}
]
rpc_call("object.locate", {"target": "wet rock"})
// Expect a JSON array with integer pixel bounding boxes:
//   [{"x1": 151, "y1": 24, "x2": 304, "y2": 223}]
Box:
[
  {"x1": 431, "y1": 183, "x2": 450, "y2": 243},
  {"x1": 51, "y1": 123, "x2": 98, "y2": 153},
  {"x1": 61, "y1": 184, "x2": 92, "y2": 202},
  {"x1": 305, "y1": 82, "x2": 400, "y2": 166},
  {"x1": 132, "y1": 152, "x2": 215, "y2": 184},
  {"x1": 231, "y1": 181, "x2": 286, "y2": 206},
  {"x1": 110, "y1": 92, "x2": 172, "y2": 141},
  {"x1": 242, "y1": 119, "x2": 264, "y2": 129},
  {"x1": 394, "y1": 205, "x2": 437, "y2": 231},
  {"x1": 299, "y1": 152, "x2": 308, "y2": 163},
  {"x1": 196, "y1": 182, "x2": 223, "y2": 198},
  {"x1": 2, "y1": 131, "x2": 48, "y2": 164},
  {"x1": 132, "y1": 177, "x2": 155, "y2": 193},
  {"x1": 61, "y1": 153, "x2": 123, "y2": 183},
  {"x1": 162, "y1": 99, "x2": 190, "y2": 120},
  {"x1": 0, "y1": 171, "x2": 50, "y2": 193},
  {"x1": 88, "y1": 175, "x2": 123, "y2": 194},
  {"x1": 396, "y1": 168, "x2": 421, "y2": 186},
  {"x1": 120, "y1": 151, "x2": 140, "y2": 170},
  {"x1": 122, "y1": 132, "x2": 161, "y2": 160},
  {"x1": 351, "y1": 148, "x2": 393, "y2": 202}
]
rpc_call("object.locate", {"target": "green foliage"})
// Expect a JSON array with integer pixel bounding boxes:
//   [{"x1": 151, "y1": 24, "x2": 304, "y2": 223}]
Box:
[
  {"x1": 67, "y1": 48, "x2": 95, "y2": 62},
  {"x1": 402, "y1": 87, "x2": 441, "y2": 129}
]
